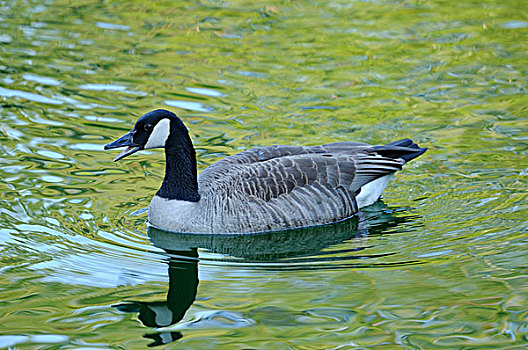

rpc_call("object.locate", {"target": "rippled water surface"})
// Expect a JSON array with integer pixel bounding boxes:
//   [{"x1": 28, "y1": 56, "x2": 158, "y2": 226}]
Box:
[{"x1": 1, "y1": 0, "x2": 527, "y2": 348}]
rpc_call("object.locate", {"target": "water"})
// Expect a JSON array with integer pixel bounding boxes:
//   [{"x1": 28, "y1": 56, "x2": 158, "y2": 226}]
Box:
[{"x1": 1, "y1": 0, "x2": 527, "y2": 348}]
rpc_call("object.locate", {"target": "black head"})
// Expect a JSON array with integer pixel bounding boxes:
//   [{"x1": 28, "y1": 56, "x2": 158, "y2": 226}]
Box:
[{"x1": 104, "y1": 109, "x2": 187, "y2": 161}]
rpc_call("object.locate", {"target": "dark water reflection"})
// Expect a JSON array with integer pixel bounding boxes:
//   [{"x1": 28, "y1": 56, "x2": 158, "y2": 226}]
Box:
[
  {"x1": 115, "y1": 204, "x2": 415, "y2": 347},
  {"x1": 115, "y1": 250, "x2": 197, "y2": 347}
]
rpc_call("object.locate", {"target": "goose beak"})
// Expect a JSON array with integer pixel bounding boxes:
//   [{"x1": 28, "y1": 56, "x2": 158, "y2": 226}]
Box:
[{"x1": 104, "y1": 131, "x2": 141, "y2": 162}]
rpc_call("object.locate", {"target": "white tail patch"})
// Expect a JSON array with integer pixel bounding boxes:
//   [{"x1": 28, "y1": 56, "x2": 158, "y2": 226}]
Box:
[
  {"x1": 144, "y1": 118, "x2": 170, "y2": 149},
  {"x1": 356, "y1": 174, "x2": 394, "y2": 208}
]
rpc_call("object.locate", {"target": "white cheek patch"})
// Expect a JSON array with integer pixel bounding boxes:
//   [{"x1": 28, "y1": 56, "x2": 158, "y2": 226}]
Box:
[{"x1": 144, "y1": 118, "x2": 170, "y2": 149}]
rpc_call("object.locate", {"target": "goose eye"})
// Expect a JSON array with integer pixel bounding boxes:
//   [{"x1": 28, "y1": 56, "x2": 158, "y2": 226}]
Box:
[{"x1": 144, "y1": 123, "x2": 153, "y2": 132}]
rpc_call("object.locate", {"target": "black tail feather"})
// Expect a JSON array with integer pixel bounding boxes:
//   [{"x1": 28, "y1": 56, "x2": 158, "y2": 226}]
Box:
[
  {"x1": 384, "y1": 138, "x2": 414, "y2": 148},
  {"x1": 373, "y1": 139, "x2": 427, "y2": 163}
]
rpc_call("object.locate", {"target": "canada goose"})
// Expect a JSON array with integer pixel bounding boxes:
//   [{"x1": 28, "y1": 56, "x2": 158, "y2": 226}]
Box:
[{"x1": 105, "y1": 109, "x2": 426, "y2": 233}]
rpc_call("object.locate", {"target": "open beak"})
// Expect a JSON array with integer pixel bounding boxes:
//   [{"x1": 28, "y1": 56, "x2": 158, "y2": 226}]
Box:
[{"x1": 104, "y1": 131, "x2": 141, "y2": 162}]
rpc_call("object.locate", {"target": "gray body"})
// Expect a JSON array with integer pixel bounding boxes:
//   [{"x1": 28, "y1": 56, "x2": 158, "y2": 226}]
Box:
[{"x1": 149, "y1": 142, "x2": 403, "y2": 233}]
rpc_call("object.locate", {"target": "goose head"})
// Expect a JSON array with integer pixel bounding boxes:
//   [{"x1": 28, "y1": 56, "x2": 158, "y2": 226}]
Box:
[{"x1": 104, "y1": 109, "x2": 189, "y2": 161}]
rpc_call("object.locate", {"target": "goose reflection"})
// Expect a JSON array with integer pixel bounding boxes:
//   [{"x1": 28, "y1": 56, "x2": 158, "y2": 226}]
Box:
[
  {"x1": 115, "y1": 202, "x2": 413, "y2": 346},
  {"x1": 114, "y1": 249, "x2": 198, "y2": 346}
]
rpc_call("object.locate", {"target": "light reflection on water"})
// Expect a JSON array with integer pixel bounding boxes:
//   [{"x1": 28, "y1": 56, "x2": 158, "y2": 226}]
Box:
[{"x1": 0, "y1": 0, "x2": 527, "y2": 348}]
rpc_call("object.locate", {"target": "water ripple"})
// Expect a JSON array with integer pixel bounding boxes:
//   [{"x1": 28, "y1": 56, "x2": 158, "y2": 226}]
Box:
[
  {"x1": 22, "y1": 73, "x2": 61, "y2": 86},
  {"x1": 0, "y1": 87, "x2": 62, "y2": 105},
  {"x1": 164, "y1": 100, "x2": 214, "y2": 112}
]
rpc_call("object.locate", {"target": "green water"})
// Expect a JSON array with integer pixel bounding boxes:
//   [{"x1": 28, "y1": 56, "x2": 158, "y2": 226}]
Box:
[{"x1": 1, "y1": 0, "x2": 527, "y2": 348}]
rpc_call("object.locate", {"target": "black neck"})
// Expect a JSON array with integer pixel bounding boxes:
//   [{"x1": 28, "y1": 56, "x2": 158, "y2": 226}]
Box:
[{"x1": 156, "y1": 134, "x2": 200, "y2": 202}]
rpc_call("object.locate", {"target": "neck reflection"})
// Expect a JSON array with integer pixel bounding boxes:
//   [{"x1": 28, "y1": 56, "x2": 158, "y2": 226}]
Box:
[{"x1": 114, "y1": 249, "x2": 198, "y2": 347}]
